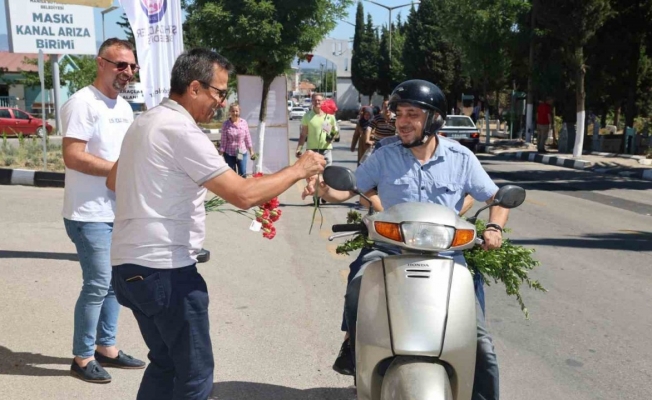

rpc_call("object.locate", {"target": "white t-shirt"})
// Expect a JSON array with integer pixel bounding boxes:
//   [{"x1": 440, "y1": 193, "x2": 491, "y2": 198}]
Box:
[
  {"x1": 61, "y1": 85, "x2": 133, "y2": 222},
  {"x1": 111, "y1": 98, "x2": 230, "y2": 269}
]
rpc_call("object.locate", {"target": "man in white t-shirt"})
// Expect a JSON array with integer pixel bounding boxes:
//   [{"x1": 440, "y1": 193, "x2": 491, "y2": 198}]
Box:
[
  {"x1": 61, "y1": 38, "x2": 145, "y2": 384},
  {"x1": 106, "y1": 48, "x2": 325, "y2": 400}
]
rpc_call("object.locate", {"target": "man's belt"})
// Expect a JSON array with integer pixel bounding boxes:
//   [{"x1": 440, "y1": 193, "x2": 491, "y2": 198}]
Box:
[{"x1": 308, "y1": 149, "x2": 330, "y2": 154}]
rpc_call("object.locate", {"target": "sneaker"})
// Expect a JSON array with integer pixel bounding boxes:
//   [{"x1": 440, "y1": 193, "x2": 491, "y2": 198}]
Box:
[
  {"x1": 332, "y1": 339, "x2": 355, "y2": 376},
  {"x1": 94, "y1": 350, "x2": 146, "y2": 369},
  {"x1": 70, "y1": 360, "x2": 112, "y2": 383}
]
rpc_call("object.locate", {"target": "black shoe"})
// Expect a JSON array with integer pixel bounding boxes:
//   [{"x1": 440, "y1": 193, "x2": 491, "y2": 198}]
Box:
[
  {"x1": 95, "y1": 350, "x2": 146, "y2": 369},
  {"x1": 70, "y1": 360, "x2": 112, "y2": 383},
  {"x1": 321, "y1": 198, "x2": 327, "y2": 204},
  {"x1": 332, "y1": 339, "x2": 355, "y2": 376}
]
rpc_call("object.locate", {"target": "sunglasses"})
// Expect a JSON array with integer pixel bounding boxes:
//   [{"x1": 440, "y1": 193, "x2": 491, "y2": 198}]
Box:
[
  {"x1": 199, "y1": 81, "x2": 228, "y2": 101},
  {"x1": 101, "y1": 57, "x2": 140, "y2": 72}
]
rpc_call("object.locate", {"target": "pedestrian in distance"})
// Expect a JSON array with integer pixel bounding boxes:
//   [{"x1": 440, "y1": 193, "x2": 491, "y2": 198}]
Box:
[
  {"x1": 536, "y1": 97, "x2": 554, "y2": 153},
  {"x1": 61, "y1": 37, "x2": 146, "y2": 384},
  {"x1": 219, "y1": 103, "x2": 254, "y2": 177},
  {"x1": 296, "y1": 93, "x2": 339, "y2": 166},
  {"x1": 107, "y1": 48, "x2": 325, "y2": 400}
]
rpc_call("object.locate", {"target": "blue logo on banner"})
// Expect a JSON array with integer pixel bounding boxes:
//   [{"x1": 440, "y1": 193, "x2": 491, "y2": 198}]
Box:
[{"x1": 140, "y1": 0, "x2": 168, "y2": 24}]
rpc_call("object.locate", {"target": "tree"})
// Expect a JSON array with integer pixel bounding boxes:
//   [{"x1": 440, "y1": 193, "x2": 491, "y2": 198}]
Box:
[
  {"x1": 116, "y1": 13, "x2": 136, "y2": 47},
  {"x1": 184, "y1": 0, "x2": 351, "y2": 171},
  {"x1": 18, "y1": 57, "x2": 66, "y2": 89},
  {"x1": 441, "y1": 0, "x2": 528, "y2": 118},
  {"x1": 401, "y1": 0, "x2": 467, "y2": 109},
  {"x1": 537, "y1": 0, "x2": 612, "y2": 157},
  {"x1": 61, "y1": 56, "x2": 98, "y2": 94},
  {"x1": 351, "y1": 9, "x2": 380, "y2": 101},
  {"x1": 377, "y1": 23, "x2": 406, "y2": 97}
]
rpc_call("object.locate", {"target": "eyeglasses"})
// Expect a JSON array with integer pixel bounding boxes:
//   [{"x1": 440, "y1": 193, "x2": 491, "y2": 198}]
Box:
[
  {"x1": 100, "y1": 57, "x2": 140, "y2": 72},
  {"x1": 199, "y1": 81, "x2": 228, "y2": 101}
]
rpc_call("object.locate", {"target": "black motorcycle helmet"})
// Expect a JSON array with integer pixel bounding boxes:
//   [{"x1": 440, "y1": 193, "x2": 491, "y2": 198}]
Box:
[{"x1": 388, "y1": 79, "x2": 448, "y2": 147}]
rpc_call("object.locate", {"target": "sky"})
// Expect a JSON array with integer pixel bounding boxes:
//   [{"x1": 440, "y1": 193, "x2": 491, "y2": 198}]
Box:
[{"x1": 0, "y1": 0, "x2": 418, "y2": 61}]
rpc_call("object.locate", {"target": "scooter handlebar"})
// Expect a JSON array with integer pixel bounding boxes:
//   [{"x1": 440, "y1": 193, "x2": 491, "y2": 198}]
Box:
[{"x1": 332, "y1": 223, "x2": 366, "y2": 233}]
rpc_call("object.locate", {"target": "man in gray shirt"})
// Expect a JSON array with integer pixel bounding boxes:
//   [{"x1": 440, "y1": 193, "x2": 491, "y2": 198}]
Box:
[{"x1": 107, "y1": 48, "x2": 325, "y2": 400}]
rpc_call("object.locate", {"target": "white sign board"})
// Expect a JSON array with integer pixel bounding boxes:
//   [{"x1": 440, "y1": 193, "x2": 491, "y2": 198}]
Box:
[
  {"x1": 237, "y1": 75, "x2": 290, "y2": 175},
  {"x1": 120, "y1": 82, "x2": 145, "y2": 103},
  {"x1": 6, "y1": 0, "x2": 97, "y2": 55}
]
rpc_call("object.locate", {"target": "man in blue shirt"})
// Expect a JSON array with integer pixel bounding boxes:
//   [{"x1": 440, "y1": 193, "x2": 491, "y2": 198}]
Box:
[{"x1": 304, "y1": 80, "x2": 509, "y2": 400}]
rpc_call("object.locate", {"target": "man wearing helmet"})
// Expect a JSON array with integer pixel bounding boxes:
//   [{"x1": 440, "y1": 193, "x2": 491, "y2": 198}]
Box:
[{"x1": 304, "y1": 79, "x2": 509, "y2": 400}]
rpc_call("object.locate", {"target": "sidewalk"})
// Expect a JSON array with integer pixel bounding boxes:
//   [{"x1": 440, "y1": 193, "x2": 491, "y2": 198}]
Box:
[{"x1": 479, "y1": 139, "x2": 652, "y2": 182}]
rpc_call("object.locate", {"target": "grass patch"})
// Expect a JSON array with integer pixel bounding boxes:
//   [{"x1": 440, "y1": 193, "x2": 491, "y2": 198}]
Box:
[
  {"x1": 0, "y1": 133, "x2": 65, "y2": 172},
  {"x1": 198, "y1": 121, "x2": 224, "y2": 130}
]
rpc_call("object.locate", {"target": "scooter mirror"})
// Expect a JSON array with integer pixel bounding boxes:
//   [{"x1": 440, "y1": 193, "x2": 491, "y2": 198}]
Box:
[
  {"x1": 494, "y1": 185, "x2": 526, "y2": 209},
  {"x1": 322, "y1": 166, "x2": 358, "y2": 192}
]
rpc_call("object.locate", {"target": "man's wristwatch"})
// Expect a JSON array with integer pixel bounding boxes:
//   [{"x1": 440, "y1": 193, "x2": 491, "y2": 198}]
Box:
[{"x1": 485, "y1": 223, "x2": 503, "y2": 233}]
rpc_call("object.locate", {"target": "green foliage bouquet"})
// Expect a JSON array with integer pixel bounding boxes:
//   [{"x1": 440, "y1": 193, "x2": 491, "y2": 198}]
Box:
[{"x1": 335, "y1": 211, "x2": 546, "y2": 318}]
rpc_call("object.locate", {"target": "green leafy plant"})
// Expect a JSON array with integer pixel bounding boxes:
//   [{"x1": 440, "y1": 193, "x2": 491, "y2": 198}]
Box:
[
  {"x1": 464, "y1": 218, "x2": 546, "y2": 318},
  {"x1": 335, "y1": 210, "x2": 546, "y2": 318}
]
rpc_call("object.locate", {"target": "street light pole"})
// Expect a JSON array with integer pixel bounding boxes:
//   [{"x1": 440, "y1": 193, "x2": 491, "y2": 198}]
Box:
[
  {"x1": 101, "y1": 6, "x2": 119, "y2": 42},
  {"x1": 364, "y1": 1, "x2": 419, "y2": 61}
]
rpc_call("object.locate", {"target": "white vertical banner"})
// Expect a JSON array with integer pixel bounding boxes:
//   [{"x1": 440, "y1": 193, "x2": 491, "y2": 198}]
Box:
[
  {"x1": 119, "y1": 0, "x2": 184, "y2": 109},
  {"x1": 237, "y1": 75, "x2": 290, "y2": 175}
]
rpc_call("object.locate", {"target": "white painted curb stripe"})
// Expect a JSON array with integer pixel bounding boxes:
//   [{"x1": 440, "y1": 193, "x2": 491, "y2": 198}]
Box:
[{"x1": 10, "y1": 169, "x2": 35, "y2": 186}]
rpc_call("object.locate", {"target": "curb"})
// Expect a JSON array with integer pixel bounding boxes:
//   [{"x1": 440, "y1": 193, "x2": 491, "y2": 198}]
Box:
[
  {"x1": 0, "y1": 168, "x2": 65, "y2": 187},
  {"x1": 500, "y1": 151, "x2": 594, "y2": 170}
]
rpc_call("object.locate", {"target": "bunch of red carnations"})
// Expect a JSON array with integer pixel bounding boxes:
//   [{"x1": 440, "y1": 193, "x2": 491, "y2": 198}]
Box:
[{"x1": 253, "y1": 173, "x2": 283, "y2": 239}]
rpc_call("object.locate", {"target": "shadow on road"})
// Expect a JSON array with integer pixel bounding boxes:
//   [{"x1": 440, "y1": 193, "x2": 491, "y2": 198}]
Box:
[
  {"x1": 0, "y1": 250, "x2": 78, "y2": 261},
  {"x1": 210, "y1": 381, "x2": 355, "y2": 400},
  {"x1": 479, "y1": 156, "x2": 652, "y2": 192},
  {"x1": 0, "y1": 346, "x2": 70, "y2": 377},
  {"x1": 513, "y1": 231, "x2": 652, "y2": 251}
]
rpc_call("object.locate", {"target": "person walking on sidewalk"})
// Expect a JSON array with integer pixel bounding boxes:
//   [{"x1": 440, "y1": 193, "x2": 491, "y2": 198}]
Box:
[
  {"x1": 219, "y1": 103, "x2": 254, "y2": 177},
  {"x1": 296, "y1": 93, "x2": 339, "y2": 166},
  {"x1": 107, "y1": 48, "x2": 325, "y2": 400},
  {"x1": 61, "y1": 38, "x2": 146, "y2": 384},
  {"x1": 536, "y1": 97, "x2": 553, "y2": 153}
]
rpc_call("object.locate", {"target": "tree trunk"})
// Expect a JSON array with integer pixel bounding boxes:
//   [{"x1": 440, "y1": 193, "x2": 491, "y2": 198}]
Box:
[
  {"x1": 483, "y1": 77, "x2": 490, "y2": 145},
  {"x1": 613, "y1": 107, "x2": 620, "y2": 129},
  {"x1": 624, "y1": 38, "x2": 642, "y2": 129},
  {"x1": 525, "y1": 0, "x2": 537, "y2": 143},
  {"x1": 600, "y1": 107, "x2": 607, "y2": 128},
  {"x1": 573, "y1": 45, "x2": 585, "y2": 158},
  {"x1": 255, "y1": 77, "x2": 273, "y2": 173}
]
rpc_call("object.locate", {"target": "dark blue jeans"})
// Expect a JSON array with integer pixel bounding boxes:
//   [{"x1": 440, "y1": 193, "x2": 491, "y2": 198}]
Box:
[
  {"x1": 223, "y1": 152, "x2": 247, "y2": 177},
  {"x1": 343, "y1": 247, "x2": 498, "y2": 400},
  {"x1": 112, "y1": 263, "x2": 213, "y2": 400}
]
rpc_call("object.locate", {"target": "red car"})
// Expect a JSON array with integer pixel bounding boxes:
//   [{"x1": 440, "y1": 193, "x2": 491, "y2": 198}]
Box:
[{"x1": 0, "y1": 107, "x2": 54, "y2": 137}]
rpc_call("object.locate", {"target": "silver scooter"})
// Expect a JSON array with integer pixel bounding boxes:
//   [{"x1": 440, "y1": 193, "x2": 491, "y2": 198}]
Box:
[{"x1": 323, "y1": 166, "x2": 526, "y2": 400}]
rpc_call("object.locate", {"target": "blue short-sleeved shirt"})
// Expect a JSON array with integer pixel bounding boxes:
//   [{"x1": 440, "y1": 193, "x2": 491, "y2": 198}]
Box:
[{"x1": 355, "y1": 136, "x2": 498, "y2": 213}]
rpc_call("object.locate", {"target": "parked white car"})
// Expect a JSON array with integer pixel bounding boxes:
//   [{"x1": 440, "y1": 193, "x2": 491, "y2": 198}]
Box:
[{"x1": 289, "y1": 107, "x2": 307, "y2": 120}]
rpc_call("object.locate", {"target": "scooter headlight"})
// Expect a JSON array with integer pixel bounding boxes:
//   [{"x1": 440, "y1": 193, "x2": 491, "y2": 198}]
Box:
[{"x1": 401, "y1": 222, "x2": 455, "y2": 250}]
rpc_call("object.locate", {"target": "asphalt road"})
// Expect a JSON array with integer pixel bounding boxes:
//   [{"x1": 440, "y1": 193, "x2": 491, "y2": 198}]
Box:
[{"x1": 0, "y1": 120, "x2": 650, "y2": 399}]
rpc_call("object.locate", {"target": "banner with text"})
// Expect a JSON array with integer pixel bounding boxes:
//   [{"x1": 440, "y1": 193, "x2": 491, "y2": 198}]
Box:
[
  {"x1": 120, "y1": 0, "x2": 184, "y2": 109},
  {"x1": 6, "y1": 0, "x2": 97, "y2": 54}
]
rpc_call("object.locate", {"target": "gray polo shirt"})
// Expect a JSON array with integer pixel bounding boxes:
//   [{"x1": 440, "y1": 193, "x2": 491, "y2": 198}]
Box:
[{"x1": 111, "y1": 98, "x2": 230, "y2": 269}]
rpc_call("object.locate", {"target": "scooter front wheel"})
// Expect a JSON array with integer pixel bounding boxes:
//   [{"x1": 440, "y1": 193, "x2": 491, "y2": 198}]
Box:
[{"x1": 380, "y1": 357, "x2": 452, "y2": 400}]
